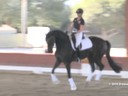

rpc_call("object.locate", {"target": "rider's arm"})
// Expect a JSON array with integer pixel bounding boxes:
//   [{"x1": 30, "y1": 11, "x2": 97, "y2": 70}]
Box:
[
  {"x1": 78, "y1": 24, "x2": 85, "y2": 32},
  {"x1": 78, "y1": 19, "x2": 85, "y2": 33}
]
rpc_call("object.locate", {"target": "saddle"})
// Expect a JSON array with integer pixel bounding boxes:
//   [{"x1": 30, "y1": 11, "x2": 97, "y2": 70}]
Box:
[{"x1": 70, "y1": 33, "x2": 93, "y2": 51}]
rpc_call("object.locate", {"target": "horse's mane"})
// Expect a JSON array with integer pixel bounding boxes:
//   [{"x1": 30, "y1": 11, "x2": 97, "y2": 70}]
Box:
[{"x1": 47, "y1": 29, "x2": 69, "y2": 40}]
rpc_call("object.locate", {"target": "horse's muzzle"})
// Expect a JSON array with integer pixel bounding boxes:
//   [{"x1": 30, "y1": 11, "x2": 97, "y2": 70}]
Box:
[{"x1": 45, "y1": 49, "x2": 53, "y2": 53}]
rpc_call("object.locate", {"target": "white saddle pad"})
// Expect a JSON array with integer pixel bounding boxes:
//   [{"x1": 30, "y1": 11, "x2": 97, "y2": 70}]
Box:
[
  {"x1": 70, "y1": 37, "x2": 93, "y2": 51},
  {"x1": 79, "y1": 37, "x2": 92, "y2": 51}
]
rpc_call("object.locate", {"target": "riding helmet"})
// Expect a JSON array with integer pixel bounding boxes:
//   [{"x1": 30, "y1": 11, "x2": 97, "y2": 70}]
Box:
[{"x1": 76, "y1": 8, "x2": 83, "y2": 14}]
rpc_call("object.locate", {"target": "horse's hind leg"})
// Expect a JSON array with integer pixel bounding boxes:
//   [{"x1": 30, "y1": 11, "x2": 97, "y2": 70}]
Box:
[
  {"x1": 51, "y1": 59, "x2": 61, "y2": 84},
  {"x1": 94, "y1": 58, "x2": 104, "y2": 81},
  {"x1": 86, "y1": 57, "x2": 95, "y2": 82}
]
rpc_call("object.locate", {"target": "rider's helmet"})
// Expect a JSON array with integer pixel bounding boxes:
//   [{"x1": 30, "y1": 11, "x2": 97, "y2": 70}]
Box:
[{"x1": 76, "y1": 8, "x2": 84, "y2": 14}]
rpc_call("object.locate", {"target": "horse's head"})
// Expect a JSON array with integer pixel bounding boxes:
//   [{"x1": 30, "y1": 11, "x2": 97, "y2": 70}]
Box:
[
  {"x1": 45, "y1": 29, "x2": 70, "y2": 53},
  {"x1": 45, "y1": 32, "x2": 55, "y2": 53}
]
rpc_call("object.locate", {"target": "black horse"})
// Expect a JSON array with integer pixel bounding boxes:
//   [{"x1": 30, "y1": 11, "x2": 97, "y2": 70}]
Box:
[{"x1": 45, "y1": 29, "x2": 122, "y2": 91}]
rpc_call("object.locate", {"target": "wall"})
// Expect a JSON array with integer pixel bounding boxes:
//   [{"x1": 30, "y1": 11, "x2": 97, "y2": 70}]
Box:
[{"x1": 0, "y1": 53, "x2": 127, "y2": 71}]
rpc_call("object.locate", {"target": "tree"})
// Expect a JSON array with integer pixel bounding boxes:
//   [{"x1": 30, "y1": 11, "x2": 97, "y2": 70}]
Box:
[
  {"x1": 0, "y1": 0, "x2": 71, "y2": 31},
  {"x1": 0, "y1": 0, "x2": 20, "y2": 27},
  {"x1": 28, "y1": 0, "x2": 71, "y2": 29},
  {"x1": 70, "y1": 0, "x2": 125, "y2": 39},
  {"x1": 69, "y1": 0, "x2": 125, "y2": 47}
]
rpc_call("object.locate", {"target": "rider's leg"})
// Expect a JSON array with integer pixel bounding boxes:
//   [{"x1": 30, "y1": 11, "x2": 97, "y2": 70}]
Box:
[
  {"x1": 74, "y1": 32, "x2": 83, "y2": 48},
  {"x1": 74, "y1": 32, "x2": 83, "y2": 63}
]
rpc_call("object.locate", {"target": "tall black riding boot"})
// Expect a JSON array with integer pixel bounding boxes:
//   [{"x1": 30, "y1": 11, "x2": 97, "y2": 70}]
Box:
[{"x1": 76, "y1": 48, "x2": 80, "y2": 63}]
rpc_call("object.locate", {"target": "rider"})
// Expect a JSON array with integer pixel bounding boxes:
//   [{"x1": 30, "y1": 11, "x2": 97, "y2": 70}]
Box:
[
  {"x1": 69, "y1": 8, "x2": 86, "y2": 62},
  {"x1": 69, "y1": 8, "x2": 86, "y2": 49}
]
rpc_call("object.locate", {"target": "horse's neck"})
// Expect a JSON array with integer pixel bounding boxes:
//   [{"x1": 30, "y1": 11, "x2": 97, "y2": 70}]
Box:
[{"x1": 55, "y1": 35, "x2": 71, "y2": 49}]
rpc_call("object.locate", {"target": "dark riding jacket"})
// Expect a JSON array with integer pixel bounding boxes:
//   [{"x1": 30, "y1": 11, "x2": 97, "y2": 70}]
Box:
[{"x1": 73, "y1": 17, "x2": 85, "y2": 31}]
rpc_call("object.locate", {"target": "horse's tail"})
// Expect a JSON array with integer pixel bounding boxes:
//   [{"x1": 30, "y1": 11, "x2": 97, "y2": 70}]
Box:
[{"x1": 105, "y1": 41, "x2": 122, "y2": 73}]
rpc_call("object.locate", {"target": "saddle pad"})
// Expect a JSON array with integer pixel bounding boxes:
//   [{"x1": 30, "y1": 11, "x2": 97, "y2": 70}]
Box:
[{"x1": 79, "y1": 38, "x2": 92, "y2": 51}]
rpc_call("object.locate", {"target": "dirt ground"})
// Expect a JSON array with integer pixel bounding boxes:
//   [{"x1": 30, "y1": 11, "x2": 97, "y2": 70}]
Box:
[{"x1": 0, "y1": 71, "x2": 127, "y2": 96}]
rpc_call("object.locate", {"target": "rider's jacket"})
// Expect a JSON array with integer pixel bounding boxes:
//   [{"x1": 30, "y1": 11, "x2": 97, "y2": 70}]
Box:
[{"x1": 73, "y1": 17, "x2": 85, "y2": 31}]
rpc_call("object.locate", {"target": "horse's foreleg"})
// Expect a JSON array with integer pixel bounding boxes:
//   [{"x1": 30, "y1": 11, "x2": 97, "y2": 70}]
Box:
[
  {"x1": 51, "y1": 74, "x2": 60, "y2": 84},
  {"x1": 65, "y1": 63, "x2": 77, "y2": 91},
  {"x1": 51, "y1": 59, "x2": 61, "y2": 84},
  {"x1": 68, "y1": 78, "x2": 77, "y2": 91}
]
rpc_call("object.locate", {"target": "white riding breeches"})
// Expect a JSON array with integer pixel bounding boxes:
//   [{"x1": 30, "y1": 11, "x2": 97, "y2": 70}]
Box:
[{"x1": 74, "y1": 31, "x2": 86, "y2": 48}]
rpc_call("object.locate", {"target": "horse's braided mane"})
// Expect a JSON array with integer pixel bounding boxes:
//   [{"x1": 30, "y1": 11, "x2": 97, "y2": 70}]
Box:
[{"x1": 48, "y1": 29, "x2": 69, "y2": 40}]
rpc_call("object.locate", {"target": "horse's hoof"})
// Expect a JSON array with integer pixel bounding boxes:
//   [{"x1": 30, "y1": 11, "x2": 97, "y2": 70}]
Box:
[
  {"x1": 70, "y1": 86, "x2": 77, "y2": 91},
  {"x1": 51, "y1": 74, "x2": 60, "y2": 84},
  {"x1": 95, "y1": 76, "x2": 101, "y2": 81},
  {"x1": 68, "y1": 78, "x2": 77, "y2": 91},
  {"x1": 95, "y1": 78, "x2": 101, "y2": 81},
  {"x1": 86, "y1": 78, "x2": 92, "y2": 82}
]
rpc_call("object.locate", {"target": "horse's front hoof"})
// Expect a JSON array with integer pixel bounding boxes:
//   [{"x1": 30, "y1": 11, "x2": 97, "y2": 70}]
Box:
[
  {"x1": 45, "y1": 49, "x2": 53, "y2": 53},
  {"x1": 45, "y1": 49, "x2": 49, "y2": 53},
  {"x1": 70, "y1": 86, "x2": 77, "y2": 91},
  {"x1": 68, "y1": 78, "x2": 77, "y2": 91},
  {"x1": 51, "y1": 74, "x2": 60, "y2": 84}
]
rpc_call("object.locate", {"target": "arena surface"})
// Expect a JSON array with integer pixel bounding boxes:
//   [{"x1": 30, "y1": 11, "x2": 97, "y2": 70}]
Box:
[{"x1": 0, "y1": 71, "x2": 127, "y2": 96}]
